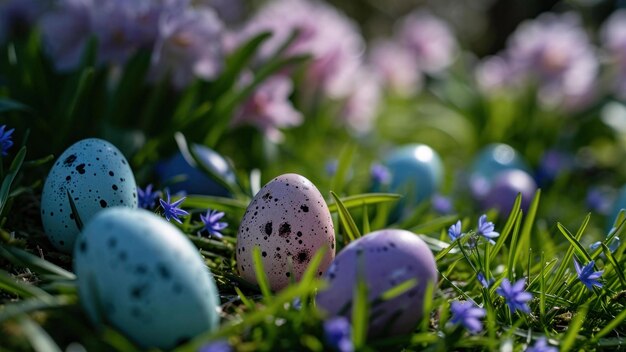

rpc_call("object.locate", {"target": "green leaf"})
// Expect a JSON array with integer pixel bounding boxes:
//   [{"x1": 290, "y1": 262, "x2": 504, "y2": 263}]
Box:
[
  {"x1": 362, "y1": 204, "x2": 370, "y2": 234},
  {"x1": 0, "y1": 98, "x2": 32, "y2": 113},
  {"x1": 330, "y1": 191, "x2": 361, "y2": 242},
  {"x1": 0, "y1": 295, "x2": 73, "y2": 323},
  {"x1": 327, "y1": 193, "x2": 401, "y2": 213},
  {"x1": 182, "y1": 195, "x2": 248, "y2": 213},
  {"x1": 506, "y1": 209, "x2": 523, "y2": 281},
  {"x1": 252, "y1": 246, "x2": 272, "y2": 299},
  {"x1": 330, "y1": 143, "x2": 356, "y2": 195},
  {"x1": 18, "y1": 315, "x2": 63, "y2": 352},
  {"x1": 601, "y1": 243, "x2": 626, "y2": 290},
  {"x1": 491, "y1": 194, "x2": 521, "y2": 255},
  {"x1": 560, "y1": 304, "x2": 587, "y2": 352},
  {"x1": 557, "y1": 219, "x2": 592, "y2": 263},
  {"x1": 234, "y1": 286, "x2": 256, "y2": 311},
  {"x1": 0, "y1": 146, "x2": 26, "y2": 215},
  {"x1": 409, "y1": 215, "x2": 459, "y2": 234},
  {"x1": 0, "y1": 269, "x2": 53, "y2": 300},
  {"x1": 0, "y1": 245, "x2": 76, "y2": 280}
]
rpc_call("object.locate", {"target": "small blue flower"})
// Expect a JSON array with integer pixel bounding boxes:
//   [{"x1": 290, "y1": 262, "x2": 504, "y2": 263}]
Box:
[
  {"x1": 324, "y1": 317, "x2": 353, "y2": 352},
  {"x1": 477, "y1": 272, "x2": 494, "y2": 288},
  {"x1": 198, "y1": 340, "x2": 232, "y2": 352},
  {"x1": 449, "y1": 300, "x2": 486, "y2": 334},
  {"x1": 448, "y1": 220, "x2": 462, "y2": 241},
  {"x1": 574, "y1": 259, "x2": 603, "y2": 290},
  {"x1": 477, "y1": 214, "x2": 500, "y2": 245},
  {"x1": 590, "y1": 237, "x2": 620, "y2": 253},
  {"x1": 0, "y1": 125, "x2": 15, "y2": 156},
  {"x1": 370, "y1": 163, "x2": 391, "y2": 184},
  {"x1": 526, "y1": 337, "x2": 558, "y2": 352},
  {"x1": 200, "y1": 209, "x2": 228, "y2": 239},
  {"x1": 432, "y1": 194, "x2": 453, "y2": 214},
  {"x1": 159, "y1": 191, "x2": 189, "y2": 224},
  {"x1": 137, "y1": 184, "x2": 161, "y2": 209},
  {"x1": 496, "y1": 278, "x2": 532, "y2": 314},
  {"x1": 325, "y1": 160, "x2": 338, "y2": 176}
]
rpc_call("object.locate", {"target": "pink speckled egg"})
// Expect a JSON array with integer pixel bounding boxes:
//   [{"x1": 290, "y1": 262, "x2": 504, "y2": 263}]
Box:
[
  {"x1": 316, "y1": 229, "x2": 437, "y2": 337},
  {"x1": 236, "y1": 174, "x2": 335, "y2": 291}
]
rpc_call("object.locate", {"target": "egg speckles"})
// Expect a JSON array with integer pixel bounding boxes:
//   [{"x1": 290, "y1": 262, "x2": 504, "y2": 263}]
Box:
[
  {"x1": 236, "y1": 173, "x2": 335, "y2": 291},
  {"x1": 316, "y1": 229, "x2": 437, "y2": 337},
  {"x1": 41, "y1": 138, "x2": 137, "y2": 252},
  {"x1": 74, "y1": 207, "x2": 219, "y2": 349}
]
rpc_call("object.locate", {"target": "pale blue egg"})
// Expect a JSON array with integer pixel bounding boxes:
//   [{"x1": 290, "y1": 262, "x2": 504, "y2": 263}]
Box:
[
  {"x1": 469, "y1": 143, "x2": 530, "y2": 199},
  {"x1": 74, "y1": 207, "x2": 220, "y2": 349},
  {"x1": 40, "y1": 138, "x2": 137, "y2": 252}
]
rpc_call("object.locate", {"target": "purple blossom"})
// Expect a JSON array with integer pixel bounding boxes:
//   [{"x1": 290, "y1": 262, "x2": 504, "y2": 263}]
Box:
[
  {"x1": 151, "y1": 6, "x2": 224, "y2": 89},
  {"x1": 477, "y1": 272, "x2": 494, "y2": 288},
  {"x1": 370, "y1": 163, "x2": 390, "y2": 185},
  {"x1": 340, "y1": 66, "x2": 381, "y2": 134},
  {"x1": 431, "y1": 194, "x2": 453, "y2": 214},
  {"x1": 0, "y1": 125, "x2": 15, "y2": 156},
  {"x1": 40, "y1": 0, "x2": 94, "y2": 72},
  {"x1": 90, "y1": 1, "x2": 142, "y2": 65},
  {"x1": 231, "y1": 74, "x2": 302, "y2": 142},
  {"x1": 200, "y1": 209, "x2": 228, "y2": 239},
  {"x1": 448, "y1": 220, "x2": 462, "y2": 242},
  {"x1": 526, "y1": 338, "x2": 558, "y2": 352},
  {"x1": 370, "y1": 40, "x2": 422, "y2": 97},
  {"x1": 586, "y1": 186, "x2": 614, "y2": 215},
  {"x1": 496, "y1": 278, "x2": 533, "y2": 314},
  {"x1": 159, "y1": 191, "x2": 189, "y2": 224},
  {"x1": 475, "y1": 55, "x2": 512, "y2": 93},
  {"x1": 505, "y1": 12, "x2": 598, "y2": 109},
  {"x1": 137, "y1": 184, "x2": 162, "y2": 209},
  {"x1": 325, "y1": 160, "x2": 338, "y2": 176},
  {"x1": 601, "y1": 10, "x2": 626, "y2": 99},
  {"x1": 477, "y1": 214, "x2": 499, "y2": 245},
  {"x1": 399, "y1": 10, "x2": 457, "y2": 74},
  {"x1": 324, "y1": 317, "x2": 353, "y2": 352},
  {"x1": 449, "y1": 301, "x2": 486, "y2": 334},
  {"x1": 236, "y1": 0, "x2": 364, "y2": 99},
  {"x1": 574, "y1": 259, "x2": 603, "y2": 290},
  {"x1": 0, "y1": 0, "x2": 42, "y2": 43},
  {"x1": 198, "y1": 340, "x2": 232, "y2": 352}
]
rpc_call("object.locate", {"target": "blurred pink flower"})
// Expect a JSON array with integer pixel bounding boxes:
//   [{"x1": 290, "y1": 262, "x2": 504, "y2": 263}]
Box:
[
  {"x1": 150, "y1": 6, "x2": 224, "y2": 89},
  {"x1": 40, "y1": 0, "x2": 94, "y2": 72},
  {"x1": 601, "y1": 9, "x2": 626, "y2": 99},
  {"x1": 341, "y1": 66, "x2": 381, "y2": 134},
  {"x1": 370, "y1": 40, "x2": 422, "y2": 97},
  {"x1": 399, "y1": 10, "x2": 457, "y2": 75},
  {"x1": 232, "y1": 74, "x2": 303, "y2": 142},
  {"x1": 475, "y1": 55, "x2": 512, "y2": 93},
  {"x1": 236, "y1": 0, "x2": 364, "y2": 99},
  {"x1": 506, "y1": 12, "x2": 598, "y2": 109}
]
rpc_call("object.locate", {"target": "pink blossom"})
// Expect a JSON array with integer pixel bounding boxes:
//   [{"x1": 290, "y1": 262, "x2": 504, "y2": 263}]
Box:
[{"x1": 370, "y1": 40, "x2": 422, "y2": 97}]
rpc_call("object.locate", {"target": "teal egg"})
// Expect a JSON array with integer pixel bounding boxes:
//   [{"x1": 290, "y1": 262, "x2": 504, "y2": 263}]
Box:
[
  {"x1": 469, "y1": 143, "x2": 530, "y2": 199},
  {"x1": 377, "y1": 144, "x2": 443, "y2": 218},
  {"x1": 74, "y1": 207, "x2": 219, "y2": 349},
  {"x1": 607, "y1": 185, "x2": 626, "y2": 232}
]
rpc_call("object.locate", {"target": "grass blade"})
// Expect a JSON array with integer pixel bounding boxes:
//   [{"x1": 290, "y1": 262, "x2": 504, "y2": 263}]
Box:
[
  {"x1": 0, "y1": 245, "x2": 76, "y2": 280},
  {"x1": 330, "y1": 143, "x2": 356, "y2": 195},
  {"x1": 601, "y1": 243, "x2": 626, "y2": 290},
  {"x1": 330, "y1": 191, "x2": 361, "y2": 242},
  {"x1": 18, "y1": 315, "x2": 63, "y2": 352},
  {"x1": 560, "y1": 304, "x2": 587, "y2": 352},
  {"x1": 327, "y1": 193, "x2": 401, "y2": 213},
  {"x1": 0, "y1": 146, "x2": 26, "y2": 214},
  {"x1": 252, "y1": 246, "x2": 272, "y2": 299}
]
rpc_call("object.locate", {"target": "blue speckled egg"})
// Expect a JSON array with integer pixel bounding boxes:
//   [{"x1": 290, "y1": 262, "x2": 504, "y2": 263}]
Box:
[
  {"x1": 480, "y1": 169, "x2": 537, "y2": 215},
  {"x1": 469, "y1": 144, "x2": 530, "y2": 199},
  {"x1": 376, "y1": 144, "x2": 443, "y2": 217},
  {"x1": 41, "y1": 138, "x2": 137, "y2": 252},
  {"x1": 317, "y1": 229, "x2": 437, "y2": 337},
  {"x1": 74, "y1": 207, "x2": 220, "y2": 349},
  {"x1": 156, "y1": 144, "x2": 235, "y2": 196}
]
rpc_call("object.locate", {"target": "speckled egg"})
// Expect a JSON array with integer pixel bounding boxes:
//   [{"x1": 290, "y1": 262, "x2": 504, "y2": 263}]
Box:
[
  {"x1": 316, "y1": 229, "x2": 437, "y2": 337},
  {"x1": 469, "y1": 143, "x2": 530, "y2": 199},
  {"x1": 236, "y1": 173, "x2": 335, "y2": 291},
  {"x1": 74, "y1": 207, "x2": 219, "y2": 349},
  {"x1": 480, "y1": 169, "x2": 537, "y2": 215},
  {"x1": 156, "y1": 144, "x2": 235, "y2": 196},
  {"x1": 41, "y1": 138, "x2": 137, "y2": 252}
]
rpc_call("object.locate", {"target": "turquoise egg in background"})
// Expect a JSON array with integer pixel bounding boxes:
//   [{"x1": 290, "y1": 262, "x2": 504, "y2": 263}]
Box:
[
  {"x1": 607, "y1": 185, "x2": 626, "y2": 233},
  {"x1": 469, "y1": 143, "x2": 531, "y2": 199},
  {"x1": 375, "y1": 144, "x2": 443, "y2": 219},
  {"x1": 156, "y1": 144, "x2": 236, "y2": 196},
  {"x1": 74, "y1": 207, "x2": 220, "y2": 349}
]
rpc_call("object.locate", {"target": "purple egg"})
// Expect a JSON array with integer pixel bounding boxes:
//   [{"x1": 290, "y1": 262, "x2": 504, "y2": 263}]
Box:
[
  {"x1": 316, "y1": 229, "x2": 437, "y2": 337},
  {"x1": 481, "y1": 169, "x2": 537, "y2": 215}
]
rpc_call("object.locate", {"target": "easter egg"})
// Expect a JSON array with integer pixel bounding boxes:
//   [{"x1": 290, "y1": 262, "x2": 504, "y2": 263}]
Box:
[
  {"x1": 607, "y1": 185, "x2": 626, "y2": 231},
  {"x1": 41, "y1": 138, "x2": 137, "y2": 252},
  {"x1": 469, "y1": 143, "x2": 530, "y2": 198},
  {"x1": 236, "y1": 173, "x2": 335, "y2": 291},
  {"x1": 480, "y1": 169, "x2": 537, "y2": 215},
  {"x1": 375, "y1": 144, "x2": 443, "y2": 217},
  {"x1": 156, "y1": 144, "x2": 235, "y2": 196},
  {"x1": 316, "y1": 229, "x2": 437, "y2": 337},
  {"x1": 74, "y1": 207, "x2": 219, "y2": 349}
]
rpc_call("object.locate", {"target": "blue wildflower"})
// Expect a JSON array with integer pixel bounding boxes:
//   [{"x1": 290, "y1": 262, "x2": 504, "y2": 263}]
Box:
[
  {"x1": 590, "y1": 237, "x2": 620, "y2": 253},
  {"x1": 477, "y1": 214, "x2": 500, "y2": 245},
  {"x1": 449, "y1": 300, "x2": 486, "y2": 334},
  {"x1": 198, "y1": 340, "x2": 232, "y2": 352},
  {"x1": 477, "y1": 272, "x2": 494, "y2": 288},
  {"x1": 0, "y1": 125, "x2": 15, "y2": 156},
  {"x1": 370, "y1": 163, "x2": 391, "y2": 184},
  {"x1": 526, "y1": 337, "x2": 558, "y2": 352},
  {"x1": 200, "y1": 209, "x2": 228, "y2": 239},
  {"x1": 137, "y1": 184, "x2": 161, "y2": 209},
  {"x1": 324, "y1": 316, "x2": 353, "y2": 352},
  {"x1": 432, "y1": 194, "x2": 453, "y2": 214},
  {"x1": 574, "y1": 259, "x2": 603, "y2": 290},
  {"x1": 159, "y1": 191, "x2": 189, "y2": 224},
  {"x1": 325, "y1": 160, "x2": 338, "y2": 176},
  {"x1": 496, "y1": 278, "x2": 532, "y2": 314},
  {"x1": 448, "y1": 220, "x2": 462, "y2": 241}
]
